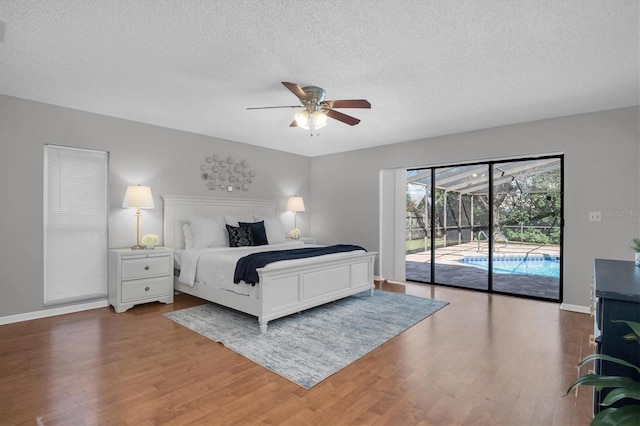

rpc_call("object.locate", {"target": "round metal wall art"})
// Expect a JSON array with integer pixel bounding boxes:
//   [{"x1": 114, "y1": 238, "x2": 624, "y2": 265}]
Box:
[{"x1": 200, "y1": 154, "x2": 256, "y2": 192}]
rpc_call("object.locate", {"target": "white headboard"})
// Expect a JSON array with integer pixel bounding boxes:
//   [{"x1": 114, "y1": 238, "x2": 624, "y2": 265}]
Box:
[{"x1": 162, "y1": 195, "x2": 277, "y2": 249}]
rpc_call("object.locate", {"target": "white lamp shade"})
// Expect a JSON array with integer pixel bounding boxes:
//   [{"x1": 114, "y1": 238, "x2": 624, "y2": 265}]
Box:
[
  {"x1": 122, "y1": 185, "x2": 154, "y2": 209},
  {"x1": 294, "y1": 111, "x2": 309, "y2": 128},
  {"x1": 294, "y1": 111, "x2": 327, "y2": 131},
  {"x1": 312, "y1": 111, "x2": 327, "y2": 128},
  {"x1": 287, "y1": 196, "x2": 305, "y2": 212}
]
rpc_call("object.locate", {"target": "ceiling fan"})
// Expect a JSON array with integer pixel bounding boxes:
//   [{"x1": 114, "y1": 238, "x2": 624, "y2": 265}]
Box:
[{"x1": 247, "y1": 82, "x2": 371, "y2": 135}]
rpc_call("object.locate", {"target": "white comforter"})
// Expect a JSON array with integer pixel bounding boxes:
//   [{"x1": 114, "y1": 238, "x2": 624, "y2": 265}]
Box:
[{"x1": 178, "y1": 241, "x2": 309, "y2": 292}]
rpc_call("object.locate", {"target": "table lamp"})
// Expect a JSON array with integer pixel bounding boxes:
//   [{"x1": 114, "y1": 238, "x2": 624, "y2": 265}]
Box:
[
  {"x1": 287, "y1": 196, "x2": 305, "y2": 239},
  {"x1": 122, "y1": 184, "x2": 154, "y2": 249}
]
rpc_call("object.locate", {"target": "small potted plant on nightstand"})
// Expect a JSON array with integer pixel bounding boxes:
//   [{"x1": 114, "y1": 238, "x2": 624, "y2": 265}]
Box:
[
  {"x1": 141, "y1": 234, "x2": 159, "y2": 250},
  {"x1": 633, "y1": 238, "x2": 640, "y2": 267}
]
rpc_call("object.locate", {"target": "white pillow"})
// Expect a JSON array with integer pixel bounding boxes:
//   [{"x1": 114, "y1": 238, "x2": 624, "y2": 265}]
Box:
[
  {"x1": 183, "y1": 223, "x2": 194, "y2": 249},
  {"x1": 224, "y1": 214, "x2": 256, "y2": 227},
  {"x1": 255, "y1": 216, "x2": 287, "y2": 244},
  {"x1": 187, "y1": 215, "x2": 227, "y2": 248}
]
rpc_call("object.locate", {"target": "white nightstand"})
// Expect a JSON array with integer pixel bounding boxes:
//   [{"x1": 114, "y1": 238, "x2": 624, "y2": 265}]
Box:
[{"x1": 108, "y1": 247, "x2": 174, "y2": 313}]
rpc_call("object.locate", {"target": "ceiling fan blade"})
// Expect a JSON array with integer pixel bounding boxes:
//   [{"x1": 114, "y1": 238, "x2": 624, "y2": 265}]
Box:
[
  {"x1": 282, "y1": 82, "x2": 309, "y2": 101},
  {"x1": 322, "y1": 99, "x2": 371, "y2": 109},
  {"x1": 326, "y1": 109, "x2": 361, "y2": 126},
  {"x1": 246, "y1": 105, "x2": 300, "y2": 110},
  {"x1": 289, "y1": 119, "x2": 298, "y2": 127}
]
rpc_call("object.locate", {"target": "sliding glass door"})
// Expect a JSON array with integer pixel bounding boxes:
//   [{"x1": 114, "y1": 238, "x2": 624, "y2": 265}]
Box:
[
  {"x1": 433, "y1": 164, "x2": 489, "y2": 290},
  {"x1": 406, "y1": 169, "x2": 432, "y2": 282},
  {"x1": 405, "y1": 156, "x2": 563, "y2": 302},
  {"x1": 491, "y1": 158, "x2": 562, "y2": 299}
]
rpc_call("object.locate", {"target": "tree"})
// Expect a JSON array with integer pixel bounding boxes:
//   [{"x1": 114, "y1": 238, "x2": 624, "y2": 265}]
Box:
[{"x1": 498, "y1": 170, "x2": 561, "y2": 244}]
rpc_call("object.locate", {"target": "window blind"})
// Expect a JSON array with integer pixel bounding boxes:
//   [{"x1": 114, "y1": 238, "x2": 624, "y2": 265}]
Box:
[{"x1": 44, "y1": 145, "x2": 109, "y2": 305}]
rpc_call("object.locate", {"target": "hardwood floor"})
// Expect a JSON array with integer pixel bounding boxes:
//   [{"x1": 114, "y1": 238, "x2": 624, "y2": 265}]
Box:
[{"x1": 0, "y1": 282, "x2": 593, "y2": 425}]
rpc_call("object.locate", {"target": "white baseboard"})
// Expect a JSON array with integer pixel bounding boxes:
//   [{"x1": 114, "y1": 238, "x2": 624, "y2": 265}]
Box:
[
  {"x1": 0, "y1": 299, "x2": 109, "y2": 325},
  {"x1": 560, "y1": 303, "x2": 591, "y2": 314}
]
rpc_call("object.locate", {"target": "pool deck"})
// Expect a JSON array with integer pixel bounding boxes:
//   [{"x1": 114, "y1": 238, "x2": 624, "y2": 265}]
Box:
[
  {"x1": 406, "y1": 241, "x2": 560, "y2": 264},
  {"x1": 405, "y1": 241, "x2": 561, "y2": 300}
]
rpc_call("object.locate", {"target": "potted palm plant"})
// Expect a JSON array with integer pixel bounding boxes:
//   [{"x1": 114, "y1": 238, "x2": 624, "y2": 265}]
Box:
[
  {"x1": 633, "y1": 239, "x2": 640, "y2": 266},
  {"x1": 565, "y1": 320, "x2": 640, "y2": 425}
]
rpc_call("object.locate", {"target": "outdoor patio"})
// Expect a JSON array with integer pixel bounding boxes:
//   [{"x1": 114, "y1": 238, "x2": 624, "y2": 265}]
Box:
[{"x1": 406, "y1": 241, "x2": 561, "y2": 300}]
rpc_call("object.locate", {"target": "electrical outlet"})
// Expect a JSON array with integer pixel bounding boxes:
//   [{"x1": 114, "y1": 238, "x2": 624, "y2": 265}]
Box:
[{"x1": 588, "y1": 211, "x2": 601, "y2": 222}]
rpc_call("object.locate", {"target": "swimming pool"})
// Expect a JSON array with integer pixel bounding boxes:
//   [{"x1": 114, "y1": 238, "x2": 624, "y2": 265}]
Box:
[{"x1": 459, "y1": 255, "x2": 560, "y2": 278}]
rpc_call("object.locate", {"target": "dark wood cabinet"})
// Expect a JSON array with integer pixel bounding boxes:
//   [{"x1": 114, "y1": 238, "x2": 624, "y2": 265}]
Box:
[{"x1": 592, "y1": 259, "x2": 640, "y2": 415}]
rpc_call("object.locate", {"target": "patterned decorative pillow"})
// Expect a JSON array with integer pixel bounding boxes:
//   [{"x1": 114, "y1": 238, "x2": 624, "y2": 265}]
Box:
[{"x1": 225, "y1": 224, "x2": 254, "y2": 247}]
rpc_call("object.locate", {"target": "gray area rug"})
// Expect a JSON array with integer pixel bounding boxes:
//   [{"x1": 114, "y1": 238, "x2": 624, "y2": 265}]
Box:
[{"x1": 164, "y1": 290, "x2": 448, "y2": 389}]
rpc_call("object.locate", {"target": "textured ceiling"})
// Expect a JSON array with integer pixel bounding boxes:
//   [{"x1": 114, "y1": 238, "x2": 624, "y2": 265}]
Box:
[{"x1": 0, "y1": 0, "x2": 638, "y2": 157}]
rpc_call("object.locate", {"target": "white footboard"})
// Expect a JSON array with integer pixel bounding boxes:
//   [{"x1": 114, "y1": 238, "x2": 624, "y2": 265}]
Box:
[
  {"x1": 174, "y1": 251, "x2": 376, "y2": 334},
  {"x1": 256, "y1": 251, "x2": 376, "y2": 333}
]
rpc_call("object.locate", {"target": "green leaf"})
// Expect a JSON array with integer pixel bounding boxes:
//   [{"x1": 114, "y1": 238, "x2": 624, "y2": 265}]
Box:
[
  {"x1": 601, "y1": 387, "x2": 640, "y2": 406},
  {"x1": 622, "y1": 333, "x2": 640, "y2": 343},
  {"x1": 565, "y1": 374, "x2": 640, "y2": 395},
  {"x1": 592, "y1": 405, "x2": 640, "y2": 426},
  {"x1": 612, "y1": 320, "x2": 640, "y2": 340},
  {"x1": 577, "y1": 353, "x2": 640, "y2": 375}
]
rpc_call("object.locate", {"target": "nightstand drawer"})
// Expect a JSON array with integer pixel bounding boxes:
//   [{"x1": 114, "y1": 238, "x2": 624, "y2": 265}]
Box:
[
  {"x1": 122, "y1": 276, "x2": 171, "y2": 302},
  {"x1": 121, "y1": 255, "x2": 171, "y2": 280}
]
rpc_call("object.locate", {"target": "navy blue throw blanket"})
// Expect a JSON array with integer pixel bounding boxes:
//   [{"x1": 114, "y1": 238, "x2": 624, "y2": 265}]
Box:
[{"x1": 234, "y1": 244, "x2": 366, "y2": 285}]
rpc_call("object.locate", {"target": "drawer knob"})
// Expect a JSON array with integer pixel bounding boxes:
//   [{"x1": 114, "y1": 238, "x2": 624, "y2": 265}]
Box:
[
  {"x1": 144, "y1": 266, "x2": 150, "y2": 270},
  {"x1": 145, "y1": 286, "x2": 150, "y2": 291}
]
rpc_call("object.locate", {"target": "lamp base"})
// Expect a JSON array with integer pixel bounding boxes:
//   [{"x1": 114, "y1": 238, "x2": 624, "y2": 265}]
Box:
[{"x1": 131, "y1": 244, "x2": 145, "y2": 250}]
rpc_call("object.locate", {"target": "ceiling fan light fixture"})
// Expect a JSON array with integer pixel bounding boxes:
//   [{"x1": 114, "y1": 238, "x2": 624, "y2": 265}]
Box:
[
  {"x1": 294, "y1": 111, "x2": 310, "y2": 128},
  {"x1": 313, "y1": 110, "x2": 327, "y2": 128},
  {"x1": 248, "y1": 82, "x2": 370, "y2": 131},
  {"x1": 294, "y1": 110, "x2": 327, "y2": 131}
]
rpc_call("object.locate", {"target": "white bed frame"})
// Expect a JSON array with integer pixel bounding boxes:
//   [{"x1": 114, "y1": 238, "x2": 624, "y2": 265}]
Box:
[{"x1": 162, "y1": 195, "x2": 376, "y2": 333}]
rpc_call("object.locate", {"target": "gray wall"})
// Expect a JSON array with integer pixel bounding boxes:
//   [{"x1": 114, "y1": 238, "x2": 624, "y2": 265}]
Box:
[
  {"x1": 310, "y1": 106, "x2": 640, "y2": 308},
  {"x1": 2, "y1": 94, "x2": 638, "y2": 317},
  {"x1": 0, "y1": 94, "x2": 311, "y2": 317}
]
